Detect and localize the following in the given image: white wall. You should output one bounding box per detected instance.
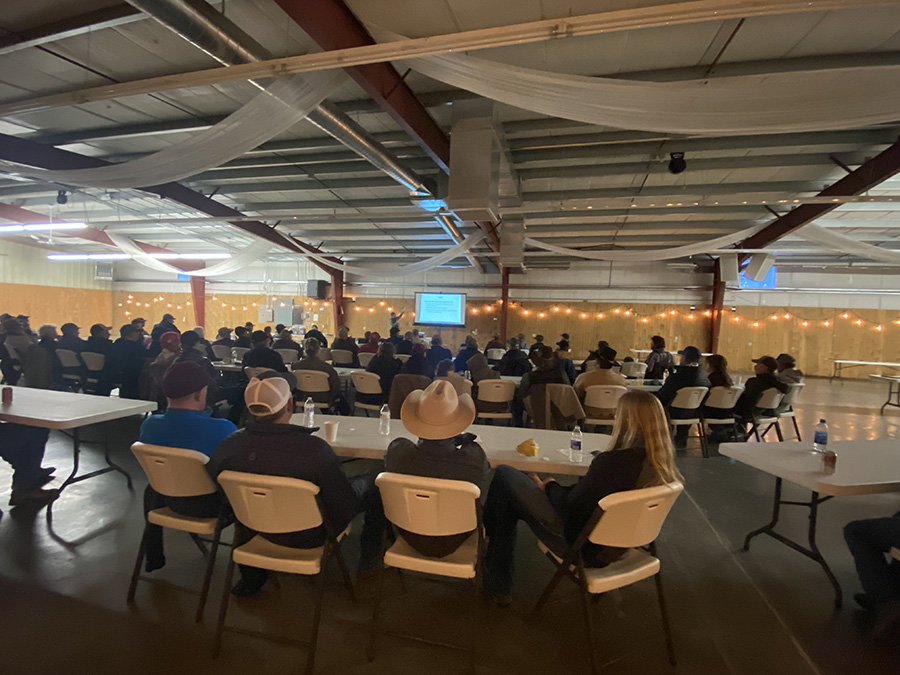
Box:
[0,239,110,290]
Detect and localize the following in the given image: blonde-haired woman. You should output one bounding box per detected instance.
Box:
[483,390,682,605]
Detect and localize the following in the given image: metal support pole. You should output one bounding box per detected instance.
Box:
[500,267,510,341]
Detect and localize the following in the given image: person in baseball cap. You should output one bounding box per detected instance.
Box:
[733,355,789,425]
[205,372,385,597]
[656,345,711,445]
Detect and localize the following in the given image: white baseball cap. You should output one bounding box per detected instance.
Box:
[245,375,293,415]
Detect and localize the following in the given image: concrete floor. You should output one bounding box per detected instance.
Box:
[2,375,900,674]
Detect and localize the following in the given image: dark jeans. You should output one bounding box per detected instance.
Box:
[142,486,222,566]
[0,423,50,491]
[483,465,566,595]
[669,406,696,442]
[844,511,900,602]
[236,474,386,589]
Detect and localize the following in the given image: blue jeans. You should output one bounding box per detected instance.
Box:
[844,511,900,602]
[0,423,50,491]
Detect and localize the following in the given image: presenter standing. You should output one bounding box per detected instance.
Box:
[390,311,405,330]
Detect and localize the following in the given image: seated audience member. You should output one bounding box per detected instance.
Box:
[143,331,182,406]
[732,355,789,423]
[263,326,273,339]
[483,391,682,604]
[275,323,285,334]
[485,333,505,353]
[359,330,372,346]
[454,335,481,373]
[138,362,237,571]
[401,342,434,378]
[572,346,626,400]
[208,373,384,594]
[426,335,453,370]
[244,321,254,333]
[366,342,403,398]
[272,329,302,356]
[131,317,148,337]
[176,331,220,382]
[517,346,567,427]
[495,337,531,377]
[844,509,900,611]
[149,313,180,357]
[36,325,62,385]
[331,326,360,367]
[556,333,570,352]
[516,333,529,352]
[57,322,84,353]
[776,353,804,384]
[84,324,113,356]
[582,340,616,373]
[655,346,711,445]
[467,353,499,386]
[0,422,58,506]
[644,335,674,379]
[385,380,489,557]
[305,324,328,348]
[359,331,381,354]
[558,354,578,383]
[706,354,733,388]
[385,326,403,346]
[242,330,286,372]
[233,326,252,349]
[103,324,148,398]
[293,338,342,408]
[212,327,233,347]
[435,358,468,396]
[396,331,414,356]
[528,334,546,357]
[191,326,216,359]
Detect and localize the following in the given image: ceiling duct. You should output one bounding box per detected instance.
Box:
[447,100,500,223]
[125,0,432,196]
[499,217,525,273]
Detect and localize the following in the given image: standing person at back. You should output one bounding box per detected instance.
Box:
[644,335,674,379]
[305,324,328,348]
[655,346,710,446]
[385,380,489,557]
[426,335,452,370]
[149,313,180,357]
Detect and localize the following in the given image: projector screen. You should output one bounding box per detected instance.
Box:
[414,292,467,328]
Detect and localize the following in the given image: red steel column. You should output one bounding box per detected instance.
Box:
[500,267,510,341]
[708,260,725,354]
[190,275,206,329]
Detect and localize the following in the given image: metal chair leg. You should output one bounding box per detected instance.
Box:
[126,523,150,604]
[792,416,802,441]
[654,571,676,665]
[530,560,568,618]
[576,561,600,675]
[196,514,226,623]
[212,555,236,658]
[774,421,784,442]
[331,540,357,603]
[306,545,329,675]
[469,578,478,675]
[367,565,387,662]
[698,422,709,458]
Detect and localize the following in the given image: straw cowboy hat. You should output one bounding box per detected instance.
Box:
[400,379,476,440]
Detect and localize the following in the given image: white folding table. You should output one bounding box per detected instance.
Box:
[832,359,900,380]
[0,388,156,493]
[869,374,900,414]
[290,413,609,476]
[720,439,900,609]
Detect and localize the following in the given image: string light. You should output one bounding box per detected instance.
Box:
[877,324,884,332]
[580,313,587,318]
[379,301,385,306]
[539,312,546,318]
[642,317,648,323]
[553,307,560,312]
[566,308,572,314]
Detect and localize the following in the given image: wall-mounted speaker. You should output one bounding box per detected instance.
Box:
[307,279,329,299]
[718,254,739,284]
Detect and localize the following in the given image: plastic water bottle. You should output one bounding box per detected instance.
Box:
[303,397,315,427]
[379,404,391,435]
[570,424,584,463]
[464,369,471,380]
[813,419,828,453]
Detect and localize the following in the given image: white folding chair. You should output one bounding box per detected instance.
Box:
[436,375,473,398]
[532,482,684,675]
[211,344,232,361]
[775,382,805,441]
[231,347,250,363]
[583,385,627,427]
[293,369,333,410]
[128,443,230,623]
[331,349,354,366]
[358,352,376,367]
[276,349,298,366]
[81,352,105,394]
[486,348,506,362]
[396,353,411,363]
[668,386,709,457]
[873,547,900,637]
[702,385,744,437]
[475,379,516,424]
[351,371,383,416]
[214,471,354,674]
[318,347,332,363]
[55,348,83,390]
[752,388,786,442]
[244,366,276,380]
[621,362,648,379]
[369,472,483,672]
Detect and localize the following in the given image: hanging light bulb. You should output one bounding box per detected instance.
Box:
[624,310,632,316]
[552,307,559,312]
[824,320,831,327]
[877,324,884,332]
[703,310,711,317]
[565,308,572,314]
[771,314,778,321]
[688,314,694,320]
[842,312,850,319]
[669,310,676,316]
[614,309,620,314]
[733,316,740,323]
[379,301,385,306]
[753,321,759,327]
[580,313,587,318]
[523,310,530,316]
[597,313,604,319]
[801,321,809,327]
[641,317,648,323]
[783,313,791,320]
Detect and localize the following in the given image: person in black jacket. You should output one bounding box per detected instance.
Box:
[733,355,789,423]
[454,335,480,373]
[233,326,252,349]
[426,335,453,370]
[101,324,148,398]
[84,324,113,356]
[366,342,403,397]
[655,346,710,445]
[305,324,328,348]
[401,343,434,378]
[395,331,414,356]
[494,337,531,377]
[207,372,384,596]
[483,390,681,604]
[528,334,546,357]
[148,313,179,357]
[241,330,286,373]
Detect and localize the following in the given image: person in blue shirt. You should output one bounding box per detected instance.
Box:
[139,361,237,572]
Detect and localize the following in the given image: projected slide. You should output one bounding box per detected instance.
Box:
[414,292,467,327]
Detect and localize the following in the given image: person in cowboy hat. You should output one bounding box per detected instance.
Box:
[384,380,489,558]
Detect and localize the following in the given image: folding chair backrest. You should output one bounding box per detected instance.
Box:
[274,349,295,365]
[351,370,382,394]
[232,347,250,362]
[217,470,323,534]
[779,382,805,408]
[211,345,231,361]
[293,369,330,393]
[756,387,785,409]
[476,378,516,403]
[244,366,276,380]
[436,376,472,398]
[376,472,480,537]
[131,442,217,497]
[81,352,105,372]
[584,385,627,410]
[318,348,332,363]
[331,349,354,365]
[359,352,375,367]
[669,386,708,411]
[486,348,506,361]
[56,348,81,368]
[396,353,411,363]
[704,386,743,410]
[588,482,684,548]
[621,362,647,378]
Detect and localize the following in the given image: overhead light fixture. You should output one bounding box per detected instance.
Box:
[0,222,86,233]
[668,152,686,174]
[48,253,131,261]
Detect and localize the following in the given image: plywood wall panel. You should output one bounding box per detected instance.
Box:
[0,282,112,330]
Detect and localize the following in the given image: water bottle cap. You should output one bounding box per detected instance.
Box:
[819,419,826,423]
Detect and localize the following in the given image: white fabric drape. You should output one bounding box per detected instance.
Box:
[300,230,487,276]
[524,224,765,261]
[0,72,343,188]
[106,232,271,277]
[795,225,900,264]
[374,25,900,135]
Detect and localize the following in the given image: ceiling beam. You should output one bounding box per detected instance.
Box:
[272,0,450,174]
[0,4,142,56]
[0,132,342,275]
[736,138,900,255]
